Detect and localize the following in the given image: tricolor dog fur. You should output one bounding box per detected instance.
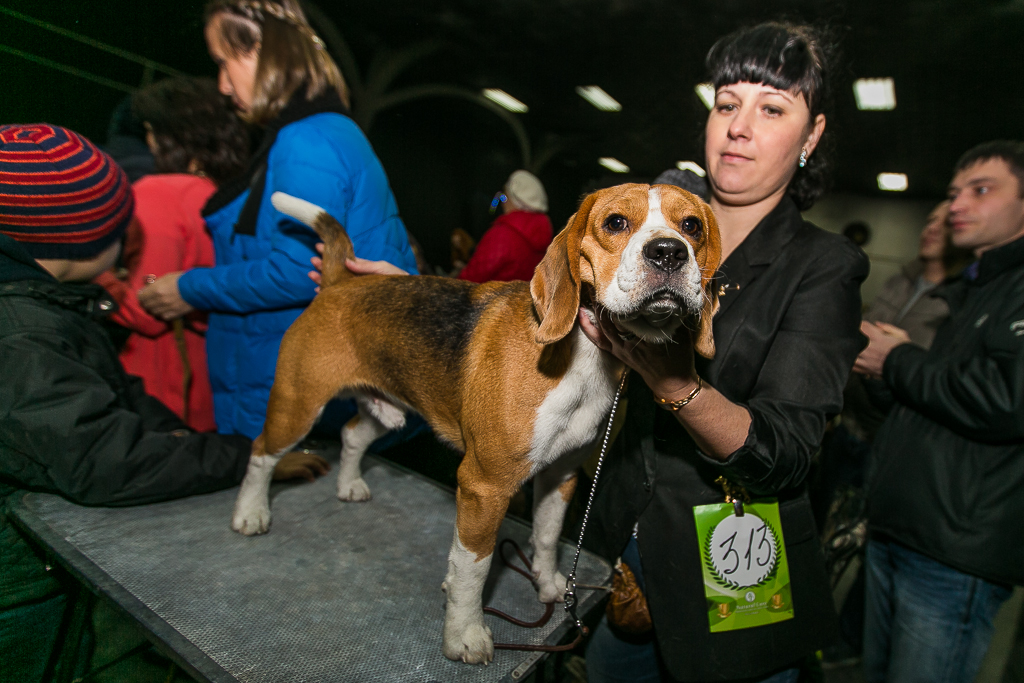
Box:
[231,183,722,663]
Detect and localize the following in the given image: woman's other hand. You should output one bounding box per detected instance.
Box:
[138,272,194,320]
[853,321,912,378]
[272,451,330,482]
[308,243,408,292]
[345,256,408,276]
[578,306,698,399]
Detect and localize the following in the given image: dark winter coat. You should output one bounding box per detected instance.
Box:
[0,235,250,609]
[588,198,869,681]
[868,234,1024,587]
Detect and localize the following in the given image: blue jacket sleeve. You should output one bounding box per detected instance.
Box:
[178,117,415,312]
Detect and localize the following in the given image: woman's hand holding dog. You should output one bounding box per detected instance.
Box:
[578,306,698,399]
[578,306,751,461]
[308,243,408,292]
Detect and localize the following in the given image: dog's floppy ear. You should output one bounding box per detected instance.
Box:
[692,199,722,359]
[693,281,720,358]
[531,193,598,344]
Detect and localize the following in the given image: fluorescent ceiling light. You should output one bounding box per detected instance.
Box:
[854,78,896,110]
[575,85,622,111]
[695,82,715,110]
[676,161,706,177]
[877,173,908,191]
[482,88,528,113]
[599,157,630,173]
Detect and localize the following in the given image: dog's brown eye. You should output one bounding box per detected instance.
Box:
[603,214,629,232]
[681,217,703,236]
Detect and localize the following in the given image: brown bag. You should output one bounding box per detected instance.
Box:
[606,559,652,634]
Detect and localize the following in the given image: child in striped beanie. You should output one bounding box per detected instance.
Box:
[0,123,326,682]
[0,123,134,280]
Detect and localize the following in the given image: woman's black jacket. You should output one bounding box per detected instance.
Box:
[588,197,869,681]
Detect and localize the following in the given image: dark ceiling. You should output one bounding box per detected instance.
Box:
[2,0,1023,267]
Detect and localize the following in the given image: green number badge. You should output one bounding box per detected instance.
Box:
[693,499,794,632]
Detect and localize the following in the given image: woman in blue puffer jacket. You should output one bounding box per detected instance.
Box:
[140,0,417,439]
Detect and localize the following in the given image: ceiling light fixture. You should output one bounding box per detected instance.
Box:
[695,82,715,110]
[877,173,908,191]
[599,157,630,173]
[854,78,896,110]
[676,161,706,177]
[482,88,528,113]
[575,85,622,111]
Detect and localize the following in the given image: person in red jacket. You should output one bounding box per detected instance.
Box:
[95,77,249,431]
[458,170,553,283]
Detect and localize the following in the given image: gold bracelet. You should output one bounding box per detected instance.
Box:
[653,376,703,411]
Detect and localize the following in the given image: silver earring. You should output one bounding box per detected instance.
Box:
[799,149,808,168]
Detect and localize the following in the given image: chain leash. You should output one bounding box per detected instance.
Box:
[562,367,629,631]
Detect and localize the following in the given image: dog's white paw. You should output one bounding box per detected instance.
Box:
[535,570,568,603]
[337,477,372,502]
[231,502,271,535]
[442,622,494,665]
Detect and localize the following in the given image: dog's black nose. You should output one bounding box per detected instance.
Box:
[643,238,688,272]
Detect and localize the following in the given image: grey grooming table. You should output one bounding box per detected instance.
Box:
[11,454,611,683]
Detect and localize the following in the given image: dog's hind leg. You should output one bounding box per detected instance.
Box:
[232,433,290,536]
[530,466,578,603]
[231,340,343,535]
[337,394,405,501]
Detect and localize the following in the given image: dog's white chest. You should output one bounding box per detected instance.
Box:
[527,329,620,472]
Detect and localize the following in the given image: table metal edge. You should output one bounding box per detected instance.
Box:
[10,492,237,683]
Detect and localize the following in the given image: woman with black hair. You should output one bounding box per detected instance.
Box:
[96,76,249,431]
[582,22,868,682]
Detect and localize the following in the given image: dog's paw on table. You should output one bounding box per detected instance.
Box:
[534,570,568,603]
[443,622,494,665]
[337,476,372,502]
[231,499,272,535]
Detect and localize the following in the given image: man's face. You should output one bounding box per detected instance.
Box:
[918,203,949,261]
[947,158,1024,255]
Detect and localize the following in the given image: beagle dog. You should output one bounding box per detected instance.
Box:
[231,183,721,664]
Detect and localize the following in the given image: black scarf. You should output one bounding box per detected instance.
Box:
[202,88,350,236]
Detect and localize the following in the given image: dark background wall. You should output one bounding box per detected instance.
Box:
[3,0,1023,272]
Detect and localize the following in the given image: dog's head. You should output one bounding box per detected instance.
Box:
[530,183,721,357]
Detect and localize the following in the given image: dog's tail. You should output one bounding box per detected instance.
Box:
[271,192,355,288]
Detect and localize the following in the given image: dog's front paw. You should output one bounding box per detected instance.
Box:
[442,622,494,664]
[535,570,568,603]
[231,501,271,535]
[337,477,372,502]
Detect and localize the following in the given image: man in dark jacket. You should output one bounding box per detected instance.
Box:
[0,124,325,682]
[853,140,1024,683]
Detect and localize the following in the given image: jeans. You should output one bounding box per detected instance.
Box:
[585,537,801,683]
[863,537,1012,683]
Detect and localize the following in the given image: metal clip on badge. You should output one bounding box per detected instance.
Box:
[715,476,751,517]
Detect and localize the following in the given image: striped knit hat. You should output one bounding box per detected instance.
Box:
[0,123,134,259]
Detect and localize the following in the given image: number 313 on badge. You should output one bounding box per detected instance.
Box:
[693,499,794,632]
